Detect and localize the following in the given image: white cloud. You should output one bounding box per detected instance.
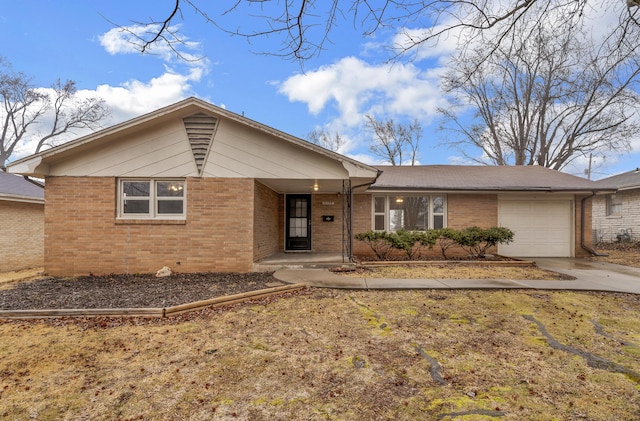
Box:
[279,56,445,127]
[7,25,212,163]
[99,24,204,63]
[97,70,197,122]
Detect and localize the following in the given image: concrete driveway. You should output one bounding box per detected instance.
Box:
[275,258,640,294]
[531,258,640,294]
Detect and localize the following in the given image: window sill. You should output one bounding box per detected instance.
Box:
[115,218,186,225]
[605,215,623,219]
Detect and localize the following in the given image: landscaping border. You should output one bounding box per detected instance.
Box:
[0,284,306,320]
[357,257,535,267]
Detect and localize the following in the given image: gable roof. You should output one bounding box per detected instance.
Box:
[0,171,44,203]
[593,168,640,191]
[370,165,605,192]
[6,97,378,185]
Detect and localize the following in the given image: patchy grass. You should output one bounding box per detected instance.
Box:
[0,268,43,291]
[341,264,573,280]
[1,289,639,420]
[592,243,640,268]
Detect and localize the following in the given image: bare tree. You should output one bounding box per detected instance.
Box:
[0,60,109,167]
[439,12,640,170]
[366,115,422,166]
[115,1,640,65]
[307,128,345,152]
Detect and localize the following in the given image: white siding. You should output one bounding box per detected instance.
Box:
[47,121,197,177]
[203,119,348,180]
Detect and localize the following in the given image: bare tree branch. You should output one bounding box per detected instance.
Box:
[0,59,110,166]
[440,9,640,170]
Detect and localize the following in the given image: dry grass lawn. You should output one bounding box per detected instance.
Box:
[341,264,570,280]
[1,289,639,420]
[592,246,640,268]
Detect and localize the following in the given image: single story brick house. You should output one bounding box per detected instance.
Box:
[0,170,44,272]
[592,168,640,243]
[7,98,607,276]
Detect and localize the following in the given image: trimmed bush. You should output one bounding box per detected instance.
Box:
[355,226,514,260]
[454,226,514,258]
[354,231,394,260]
[391,229,439,260]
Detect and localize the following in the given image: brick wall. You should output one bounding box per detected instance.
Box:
[0,201,44,272]
[592,190,639,243]
[311,193,344,253]
[447,194,498,228]
[253,181,279,261]
[44,176,256,276]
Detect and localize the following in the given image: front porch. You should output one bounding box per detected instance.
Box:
[253,252,354,271]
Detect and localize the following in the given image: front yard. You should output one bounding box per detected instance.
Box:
[1,288,639,420]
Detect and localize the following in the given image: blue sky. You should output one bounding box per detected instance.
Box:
[1,0,638,179]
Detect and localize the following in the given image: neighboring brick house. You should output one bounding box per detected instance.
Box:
[592,169,640,243]
[0,170,44,272]
[7,98,604,276]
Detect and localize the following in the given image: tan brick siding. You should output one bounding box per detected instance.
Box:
[592,190,639,243]
[253,181,279,261]
[44,176,255,276]
[0,201,44,272]
[446,194,498,228]
[311,193,345,253]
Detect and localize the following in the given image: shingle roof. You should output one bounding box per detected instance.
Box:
[370,165,602,192]
[0,171,44,202]
[593,168,640,190]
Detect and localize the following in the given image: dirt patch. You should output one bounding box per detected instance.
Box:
[0,272,284,310]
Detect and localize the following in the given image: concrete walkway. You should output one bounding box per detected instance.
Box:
[274,258,640,295]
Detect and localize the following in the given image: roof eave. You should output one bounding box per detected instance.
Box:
[0,193,44,204]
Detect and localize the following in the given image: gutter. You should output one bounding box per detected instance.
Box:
[581,191,607,257]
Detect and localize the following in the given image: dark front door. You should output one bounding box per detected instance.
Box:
[286,194,311,251]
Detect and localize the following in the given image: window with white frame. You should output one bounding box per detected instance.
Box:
[372,195,446,231]
[606,194,622,216]
[119,179,185,219]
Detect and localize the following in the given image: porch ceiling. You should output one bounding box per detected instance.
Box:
[258,177,372,193]
[257,178,346,194]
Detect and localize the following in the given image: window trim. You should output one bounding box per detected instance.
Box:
[118,178,186,220]
[606,194,622,216]
[371,194,447,231]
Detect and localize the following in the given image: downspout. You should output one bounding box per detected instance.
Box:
[581,191,608,257]
[348,170,383,262]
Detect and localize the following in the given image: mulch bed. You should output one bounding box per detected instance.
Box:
[0,272,283,310]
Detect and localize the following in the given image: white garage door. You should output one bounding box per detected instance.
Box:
[498,199,572,257]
